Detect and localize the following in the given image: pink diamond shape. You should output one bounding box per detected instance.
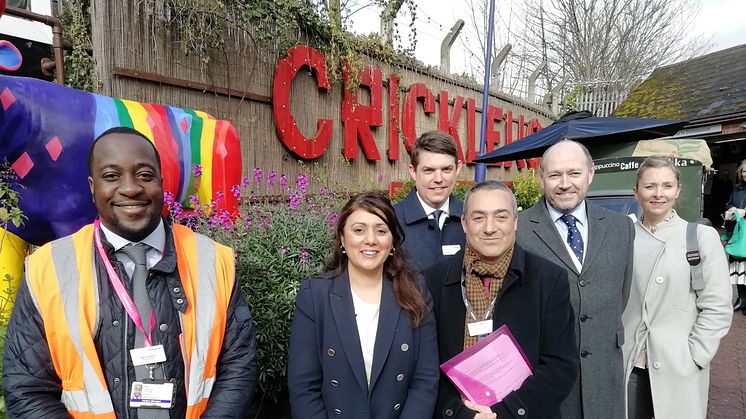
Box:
[0,88,15,111]
[46,136,63,161]
[11,152,34,179]
[180,117,189,134]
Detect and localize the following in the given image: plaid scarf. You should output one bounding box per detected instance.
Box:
[463,245,513,349]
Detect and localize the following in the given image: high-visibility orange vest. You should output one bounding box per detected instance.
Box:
[25,223,235,418]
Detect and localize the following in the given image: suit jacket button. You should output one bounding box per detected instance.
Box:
[581,350,590,358]
[327,348,336,357]
[330,379,339,386]
[580,314,589,322]
[396,373,405,381]
[401,343,409,352]
[653,362,661,369]
[579,279,587,287]
[445,408,454,416]
[517,407,526,416]
[333,408,342,415]
[393,403,401,410]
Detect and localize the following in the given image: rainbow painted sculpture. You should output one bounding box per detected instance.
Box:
[0,75,242,311]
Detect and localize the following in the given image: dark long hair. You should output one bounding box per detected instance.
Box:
[327,191,427,327]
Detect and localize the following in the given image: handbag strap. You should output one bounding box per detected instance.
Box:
[686,222,704,293]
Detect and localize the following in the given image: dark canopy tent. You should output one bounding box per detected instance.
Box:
[475,111,688,163]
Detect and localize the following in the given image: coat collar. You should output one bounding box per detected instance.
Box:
[399,189,463,225]
[443,245,526,287]
[525,198,609,275]
[329,270,402,395]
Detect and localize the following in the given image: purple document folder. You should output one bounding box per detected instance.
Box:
[440,325,533,406]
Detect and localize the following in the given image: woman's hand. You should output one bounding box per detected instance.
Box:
[464,400,497,419]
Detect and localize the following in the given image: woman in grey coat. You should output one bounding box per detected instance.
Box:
[622,156,733,419]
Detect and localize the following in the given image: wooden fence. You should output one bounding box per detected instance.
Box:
[90,1,554,193]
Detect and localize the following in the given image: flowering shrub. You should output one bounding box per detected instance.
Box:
[166,168,347,401]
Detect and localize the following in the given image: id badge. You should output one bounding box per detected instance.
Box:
[130,380,175,409]
[130,345,167,367]
[467,319,493,337]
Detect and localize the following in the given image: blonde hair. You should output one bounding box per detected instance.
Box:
[635,156,681,189]
[736,160,746,188]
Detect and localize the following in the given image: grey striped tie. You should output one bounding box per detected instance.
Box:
[120,243,168,418]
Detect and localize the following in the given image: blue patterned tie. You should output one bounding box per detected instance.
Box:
[560,214,584,263]
[432,209,443,230]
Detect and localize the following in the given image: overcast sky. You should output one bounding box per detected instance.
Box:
[348,0,746,75]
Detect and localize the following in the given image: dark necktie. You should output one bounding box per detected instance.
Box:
[120,244,167,419]
[432,209,443,230]
[560,214,584,263]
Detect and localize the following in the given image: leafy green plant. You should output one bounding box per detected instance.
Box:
[0,161,25,419]
[512,169,542,211]
[166,167,346,401]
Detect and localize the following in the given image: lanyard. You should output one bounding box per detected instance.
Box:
[93,219,156,347]
[460,269,498,322]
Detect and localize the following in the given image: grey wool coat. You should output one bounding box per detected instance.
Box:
[517,199,634,419]
[622,215,732,419]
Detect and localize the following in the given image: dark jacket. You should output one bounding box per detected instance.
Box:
[287,270,440,419]
[394,189,465,271]
[424,245,578,419]
[517,199,633,419]
[3,223,258,418]
[727,187,746,210]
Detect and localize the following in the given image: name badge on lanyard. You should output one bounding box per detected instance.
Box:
[461,270,497,337]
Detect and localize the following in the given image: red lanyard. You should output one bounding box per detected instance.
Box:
[93,219,156,346]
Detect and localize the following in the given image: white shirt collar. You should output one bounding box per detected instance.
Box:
[415,190,450,217]
[546,200,588,226]
[99,219,166,254]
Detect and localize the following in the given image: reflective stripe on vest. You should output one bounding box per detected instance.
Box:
[172,225,235,416]
[25,223,234,418]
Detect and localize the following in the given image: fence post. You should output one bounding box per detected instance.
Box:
[440,19,465,74]
[490,43,512,86]
[527,61,546,104]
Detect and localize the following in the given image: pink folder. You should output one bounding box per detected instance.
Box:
[440,325,533,406]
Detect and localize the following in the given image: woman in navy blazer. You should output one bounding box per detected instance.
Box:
[288,191,439,419]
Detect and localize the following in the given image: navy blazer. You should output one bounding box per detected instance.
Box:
[394,189,466,271]
[287,270,439,419]
[424,245,579,419]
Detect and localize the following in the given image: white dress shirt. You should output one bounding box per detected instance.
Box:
[416,191,450,229]
[546,201,589,272]
[99,220,166,278]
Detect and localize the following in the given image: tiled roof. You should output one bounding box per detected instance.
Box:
[613,44,746,120]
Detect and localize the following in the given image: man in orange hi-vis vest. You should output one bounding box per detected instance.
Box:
[3,127,258,418]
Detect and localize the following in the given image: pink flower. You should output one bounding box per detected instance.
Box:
[289,194,301,211]
[377,173,384,182]
[253,167,263,183]
[241,176,251,187]
[192,164,202,178]
[296,174,309,194]
[189,194,200,207]
[231,185,241,198]
[327,211,338,227]
[299,249,310,264]
[280,174,288,189]
[267,171,276,187]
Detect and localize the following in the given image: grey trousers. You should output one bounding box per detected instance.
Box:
[627,367,654,419]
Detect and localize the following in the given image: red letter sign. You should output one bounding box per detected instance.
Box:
[437,90,466,163]
[273,45,332,159]
[402,83,435,152]
[342,66,383,160]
